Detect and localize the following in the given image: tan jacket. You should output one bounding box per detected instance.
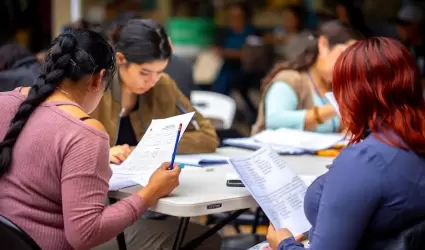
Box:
[91,73,219,154]
[251,70,313,135]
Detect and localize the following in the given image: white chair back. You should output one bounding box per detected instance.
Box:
[191,90,236,130]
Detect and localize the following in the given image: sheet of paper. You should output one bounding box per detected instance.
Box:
[228,148,311,235]
[253,128,345,151]
[113,112,195,186]
[325,92,340,116]
[109,164,138,191]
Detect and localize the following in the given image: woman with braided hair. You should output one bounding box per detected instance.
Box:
[0,29,184,249]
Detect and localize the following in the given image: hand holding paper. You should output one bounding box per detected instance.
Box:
[140,162,181,205]
[228,148,311,236]
[113,112,194,186]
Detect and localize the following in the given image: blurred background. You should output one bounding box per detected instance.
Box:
[1,0,424,248]
[1,0,424,137]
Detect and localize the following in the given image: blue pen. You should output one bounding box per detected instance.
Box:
[169,123,182,170]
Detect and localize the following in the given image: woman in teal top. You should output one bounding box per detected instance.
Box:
[252,21,362,134]
[265,81,340,133]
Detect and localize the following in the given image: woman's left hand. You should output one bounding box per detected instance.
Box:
[266,224,294,250]
[109,144,132,164]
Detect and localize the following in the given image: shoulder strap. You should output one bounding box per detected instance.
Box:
[271,70,313,109]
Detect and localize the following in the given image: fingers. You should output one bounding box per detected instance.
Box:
[122,144,131,153]
[268,223,276,231]
[171,164,181,175]
[160,162,172,170]
[295,234,304,242]
[110,156,121,164]
[115,153,127,163]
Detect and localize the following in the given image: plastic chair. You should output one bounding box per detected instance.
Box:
[362,219,425,250]
[0,215,42,250]
[191,90,236,130]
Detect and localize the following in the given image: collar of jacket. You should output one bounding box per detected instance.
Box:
[110,70,146,116]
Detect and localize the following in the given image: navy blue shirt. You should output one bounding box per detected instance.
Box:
[279,133,425,250]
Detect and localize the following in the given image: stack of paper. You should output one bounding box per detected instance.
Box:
[110,112,195,187]
[224,128,344,154]
[228,147,312,235]
[253,128,345,152]
[108,164,138,191]
[174,154,228,167]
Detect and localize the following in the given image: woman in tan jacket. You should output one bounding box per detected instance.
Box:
[91,19,219,164]
[94,19,221,250]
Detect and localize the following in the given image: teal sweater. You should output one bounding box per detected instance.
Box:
[265,81,340,133]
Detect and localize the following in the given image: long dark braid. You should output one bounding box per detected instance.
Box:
[0,30,116,177]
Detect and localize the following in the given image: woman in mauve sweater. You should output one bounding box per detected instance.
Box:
[0,29,181,250]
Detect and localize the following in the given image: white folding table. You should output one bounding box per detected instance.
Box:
[108,146,333,250]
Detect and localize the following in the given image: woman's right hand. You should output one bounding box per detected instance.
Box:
[320,104,338,118]
[137,162,181,206]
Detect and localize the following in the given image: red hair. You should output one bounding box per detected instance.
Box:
[333,37,425,156]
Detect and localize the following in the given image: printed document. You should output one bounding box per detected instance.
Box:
[325,92,340,115]
[228,148,311,235]
[113,112,195,186]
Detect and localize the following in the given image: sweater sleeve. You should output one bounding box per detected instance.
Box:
[61,133,147,250]
[265,81,307,130]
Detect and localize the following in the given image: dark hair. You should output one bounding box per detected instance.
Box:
[0,29,116,177]
[0,42,32,71]
[108,12,141,45]
[333,37,425,156]
[115,19,172,64]
[335,1,372,37]
[282,4,306,31]
[261,20,362,92]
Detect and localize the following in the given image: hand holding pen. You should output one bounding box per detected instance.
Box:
[140,162,181,206]
[169,123,182,170]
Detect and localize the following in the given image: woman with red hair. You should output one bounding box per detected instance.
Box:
[265,37,425,249]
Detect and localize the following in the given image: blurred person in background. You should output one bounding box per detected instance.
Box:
[212,3,258,95]
[272,5,309,61]
[0,42,40,92]
[395,4,425,83]
[35,19,93,63]
[266,37,425,250]
[252,21,362,135]
[335,1,372,37]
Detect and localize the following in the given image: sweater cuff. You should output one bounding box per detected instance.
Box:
[278,236,305,250]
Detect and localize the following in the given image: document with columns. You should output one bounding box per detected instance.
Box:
[228,147,311,236]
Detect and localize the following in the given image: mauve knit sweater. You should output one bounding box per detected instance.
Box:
[0,89,147,250]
